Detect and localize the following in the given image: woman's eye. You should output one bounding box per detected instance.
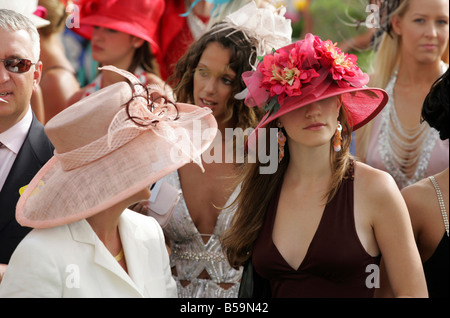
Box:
[222,77,234,85]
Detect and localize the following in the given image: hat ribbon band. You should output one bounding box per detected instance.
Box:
[55,65,214,172]
[54,105,211,172]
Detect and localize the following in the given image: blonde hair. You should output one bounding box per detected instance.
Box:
[356,0,450,161]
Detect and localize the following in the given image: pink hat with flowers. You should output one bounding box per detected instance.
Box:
[71,0,164,56]
[242,33,388,148]
[16,66,217,229]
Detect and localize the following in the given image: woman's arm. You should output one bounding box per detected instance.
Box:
[356,163,428,297]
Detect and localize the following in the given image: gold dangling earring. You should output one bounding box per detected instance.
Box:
[333,121,342,152]
[277,122,286,163]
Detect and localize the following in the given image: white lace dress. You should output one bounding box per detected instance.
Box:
[162,171,242,298]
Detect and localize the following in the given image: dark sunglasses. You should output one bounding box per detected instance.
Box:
[0,58,36,73]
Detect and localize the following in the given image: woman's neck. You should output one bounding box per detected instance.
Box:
[396,58,442,86]
[285,142,332,184]
[86,204,124,244]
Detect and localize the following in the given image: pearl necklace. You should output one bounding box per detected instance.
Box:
[378,66,446,189]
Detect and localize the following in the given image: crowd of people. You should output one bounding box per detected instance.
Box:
[0,0,448,298]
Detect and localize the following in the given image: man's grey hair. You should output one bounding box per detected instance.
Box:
[0,9,40,61]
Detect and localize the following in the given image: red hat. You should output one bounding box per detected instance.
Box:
[243,33,388,150]
[72,0,164,56]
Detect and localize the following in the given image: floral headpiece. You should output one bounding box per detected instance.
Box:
[242,33,369,117]
[210,1,292,70]
[242,33,388,153]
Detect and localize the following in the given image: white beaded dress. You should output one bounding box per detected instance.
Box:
[162,171,242,298]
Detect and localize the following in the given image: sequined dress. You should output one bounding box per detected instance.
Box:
[162,171,242,298]
[366,62,449,189]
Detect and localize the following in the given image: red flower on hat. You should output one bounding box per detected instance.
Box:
[315,39,368,88]
[259,44,320,105]
[242,33,369,115]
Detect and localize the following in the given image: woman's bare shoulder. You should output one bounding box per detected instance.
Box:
[354,161,399,194]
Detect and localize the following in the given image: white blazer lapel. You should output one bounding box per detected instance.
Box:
[69,218,143,295]
[118,212,149,294]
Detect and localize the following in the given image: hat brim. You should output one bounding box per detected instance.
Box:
[247,84,388,151]
[16,105,216,229]
[30,14,50,28]
[72,15,160,56]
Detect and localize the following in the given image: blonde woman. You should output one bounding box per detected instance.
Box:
[355,0,449,189]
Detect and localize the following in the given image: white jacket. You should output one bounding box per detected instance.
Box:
[0,209,177,297]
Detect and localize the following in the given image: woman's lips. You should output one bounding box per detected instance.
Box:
[91,44,103,52]
[200,98,216,108]
[304,123,325,130]
[421,44,438,51]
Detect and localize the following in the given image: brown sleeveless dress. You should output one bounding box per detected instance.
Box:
[252,161,381,297]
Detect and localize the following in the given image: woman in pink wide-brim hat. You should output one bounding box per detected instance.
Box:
[222,33,428,298]
[0,66,217,298]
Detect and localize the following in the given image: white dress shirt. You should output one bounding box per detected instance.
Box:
[0,106,32,191]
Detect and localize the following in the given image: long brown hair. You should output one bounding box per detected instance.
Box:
[222,99,354,268]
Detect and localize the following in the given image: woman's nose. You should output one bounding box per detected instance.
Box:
[305,102,321,118]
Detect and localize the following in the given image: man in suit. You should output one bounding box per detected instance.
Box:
[0,9,54,279]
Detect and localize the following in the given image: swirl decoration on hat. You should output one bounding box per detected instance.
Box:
[56,66,211,172]
[105,66,209,170]
[241,33,369,117]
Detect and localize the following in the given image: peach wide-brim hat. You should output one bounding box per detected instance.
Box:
[16,66,217,229]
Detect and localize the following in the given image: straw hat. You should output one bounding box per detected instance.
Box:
[72,0,164,56]
[0,0,50,28]
[16,66,217,229]
[242,33,388,149]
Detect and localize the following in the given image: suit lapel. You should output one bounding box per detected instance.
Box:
[0,114,53,232]
[68,218,143,295]
[118,213,149,294]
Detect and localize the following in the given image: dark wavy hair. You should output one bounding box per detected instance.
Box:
[422,68,449,140]
[129,42,160,77]
[167,22,264,131]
